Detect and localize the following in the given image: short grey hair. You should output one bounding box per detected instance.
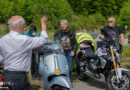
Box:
[60,19,68,25]
[8,16,25,29]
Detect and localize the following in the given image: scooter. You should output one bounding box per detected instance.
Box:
[39,41,72,90]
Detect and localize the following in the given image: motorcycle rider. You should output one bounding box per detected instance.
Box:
[53,20,77,79]
[101,17,124,53]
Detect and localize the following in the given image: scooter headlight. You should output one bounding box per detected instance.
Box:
[65,63,69,71]
[44,64,48,71]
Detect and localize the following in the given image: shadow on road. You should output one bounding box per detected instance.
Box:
[84,79,107,90]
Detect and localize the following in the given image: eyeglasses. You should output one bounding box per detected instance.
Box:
[108,21,113,23]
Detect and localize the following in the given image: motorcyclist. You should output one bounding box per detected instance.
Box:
[101,17,124,53]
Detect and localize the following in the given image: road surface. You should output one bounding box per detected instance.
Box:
[71,78,107,90]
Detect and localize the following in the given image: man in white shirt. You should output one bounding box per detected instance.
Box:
[0,15,48,90]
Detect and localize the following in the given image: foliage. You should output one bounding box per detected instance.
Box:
[119,0,130,32]
[0,0,129,34]
[0,0,73,32]
[122,45,130,59]
[68,0,127,17]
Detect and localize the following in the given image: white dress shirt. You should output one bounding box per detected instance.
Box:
[0,30,48,72]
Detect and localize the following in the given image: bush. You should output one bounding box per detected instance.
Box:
[0,0,74,32]
[119,0,130,32]
[79,13,107,32]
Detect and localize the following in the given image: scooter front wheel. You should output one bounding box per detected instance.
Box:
[51,85,70,90]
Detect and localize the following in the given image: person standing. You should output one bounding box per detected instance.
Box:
[0,15,48,90]
[101,17,124,53]
[27,25,41,80]
[53,20,77,79]
[27,26,40,37]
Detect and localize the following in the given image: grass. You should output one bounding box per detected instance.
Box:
[124,34,128,38]
[0,28,9,35]
[121,45,130,69]
[122,45,130,61]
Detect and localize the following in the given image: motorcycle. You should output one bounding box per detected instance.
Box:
[76,33,130,90]
[0,63,10,90]
[39,41,72,90]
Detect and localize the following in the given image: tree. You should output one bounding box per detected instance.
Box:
[68,0,127,17]
[119,0,130,32]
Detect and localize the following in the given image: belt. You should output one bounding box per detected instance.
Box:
[4,70,28,75]
[63,46,72,50]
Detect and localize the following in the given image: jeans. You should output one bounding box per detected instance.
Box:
[4,71,31,90]
[64,51,73,79]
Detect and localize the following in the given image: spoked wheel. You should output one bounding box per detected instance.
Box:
[106,71,130,90]
[51,85,70,90]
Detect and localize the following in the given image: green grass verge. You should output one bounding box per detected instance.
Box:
[124,34,128,38]
[122,45,130,61]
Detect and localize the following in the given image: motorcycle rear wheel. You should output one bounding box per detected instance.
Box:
[106,71,130,90]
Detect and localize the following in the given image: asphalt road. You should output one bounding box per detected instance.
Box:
[71,78,107,90]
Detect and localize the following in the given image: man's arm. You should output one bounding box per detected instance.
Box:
[120,33,124,46]
[70,32,78,57]
[0,40,3,63]
[25,16,48,50]
[0,54,3,63]
[101,34,105,39]
[72,33,78,53]
[101,28,106,39]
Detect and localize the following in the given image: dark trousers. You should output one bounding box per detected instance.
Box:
[4,71,31,90]
[31,52,40,78]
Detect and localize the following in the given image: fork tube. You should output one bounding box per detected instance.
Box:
[110,46,119,70]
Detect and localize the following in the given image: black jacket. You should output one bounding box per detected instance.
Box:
[53,30,78,53]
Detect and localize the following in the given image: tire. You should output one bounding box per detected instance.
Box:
[106,71,130,90]
[51,85,70,90]
[76,67,90,81]
[128,37,130,44]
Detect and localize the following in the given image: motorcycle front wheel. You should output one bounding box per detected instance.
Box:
[106,71,130,90]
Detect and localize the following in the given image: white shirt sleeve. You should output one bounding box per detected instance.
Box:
[0,39,3,63]
[0,53,3,63]
[25,31,48,50]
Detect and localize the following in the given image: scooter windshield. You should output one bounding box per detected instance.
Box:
[42,40,64,54]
